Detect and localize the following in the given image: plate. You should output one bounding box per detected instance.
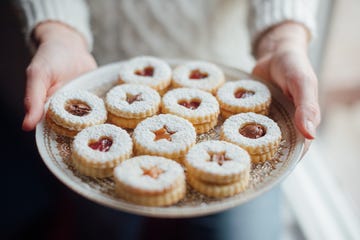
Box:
[36,59,305,218]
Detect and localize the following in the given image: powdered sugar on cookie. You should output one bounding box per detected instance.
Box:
[72,124,132,165]
[114,156,185,192]
[172,61,225,93]
[133,114,196,155]
[162,88,219,123]
[118,56,171,90]
[221,112,281,149]
[217,80,271,109]
[48,90,107,131]
[106,84,160,118]
[185,140,250,176]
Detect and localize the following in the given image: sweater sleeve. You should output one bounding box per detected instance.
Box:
[248,0,319,49]
[17,0,93,51]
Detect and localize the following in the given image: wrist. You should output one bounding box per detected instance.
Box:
[255,22,310,59]
[33,21,88,51]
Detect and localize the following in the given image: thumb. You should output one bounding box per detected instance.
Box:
[294,101,321,140]
[252,54,271,81]
[286,63,321,139]
[22,64,49,131]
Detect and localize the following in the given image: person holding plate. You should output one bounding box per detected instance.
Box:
[16,0,321,239]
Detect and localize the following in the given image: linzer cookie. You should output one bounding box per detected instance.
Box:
[114,155,186,206]
[172,61,225,94]
[118,56,172,95]
[133,114,196,163]
[220,112,281,163]
[71,124,133,178]
[161,88,219,134]
[46,90,107,137]
[105,84,161,129]
[184,140,251,198]
[216,79,271,119]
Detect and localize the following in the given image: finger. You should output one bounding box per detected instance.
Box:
[22,64,49,131]
[253,55,291,100]
[252,54,271,81]
[47,81,65,99]
[286,64,321,139]
[270,50,321,139]
[294,101,321,139]
[46,55,97,98]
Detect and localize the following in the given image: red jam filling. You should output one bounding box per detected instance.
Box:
[153,126,176,141]
[65,100,91,116]
[209,152,230,166]
[239,123,266,139]
[135,66,154,77]
[178,99,201,110]
[142,166,164,179]
[234,89,255,99]
[189,69,208,80]
[126,93,143,104]
[88,137,113,152]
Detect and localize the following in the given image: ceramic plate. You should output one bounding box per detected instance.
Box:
[36,59,305,218]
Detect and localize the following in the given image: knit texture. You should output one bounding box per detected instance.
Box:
[248,0,318,47]
[18,0,93,51]
[17,0,318,70]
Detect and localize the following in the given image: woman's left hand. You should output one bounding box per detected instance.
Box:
[252,22,321,140]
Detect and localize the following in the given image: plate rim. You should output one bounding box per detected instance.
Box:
[35,59,305,218]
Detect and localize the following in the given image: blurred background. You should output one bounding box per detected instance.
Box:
[1,0,360,239]
[283,0,360,239]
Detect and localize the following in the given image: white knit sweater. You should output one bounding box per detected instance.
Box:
[18,0,318,71]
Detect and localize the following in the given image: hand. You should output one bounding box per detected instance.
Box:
[22,22,97,131]
[252,22,321,140]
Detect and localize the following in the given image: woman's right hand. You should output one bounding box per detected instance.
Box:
[22,22,97,131]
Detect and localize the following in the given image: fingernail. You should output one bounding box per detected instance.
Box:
[305,120,316,138]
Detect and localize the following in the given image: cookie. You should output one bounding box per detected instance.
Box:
[71,124,133,177]
[118,56,172,95]
[133,114,196,162]
[216,80,271,118]
[184,140,251,184]
[114,155,186,206]
[172,61,225,94]
[184,140,250,198]
[46,90,107,137]
[105,84,161,129]
[187,174,248,198]
[162,88,219,133]
[220,112,281,163]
